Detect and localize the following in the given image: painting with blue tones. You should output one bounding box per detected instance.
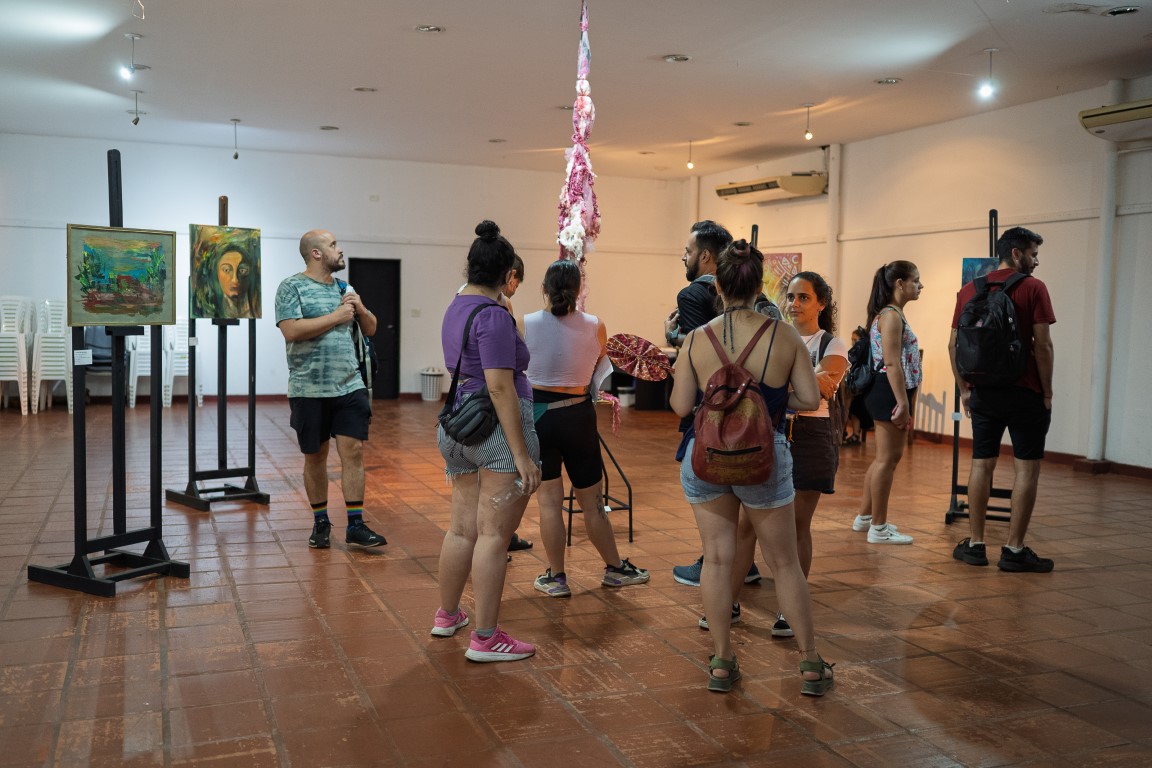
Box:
[67,225,176,326]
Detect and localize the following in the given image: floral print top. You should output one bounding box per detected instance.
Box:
[870,306,922,391]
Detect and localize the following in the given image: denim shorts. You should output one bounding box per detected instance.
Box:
[438,395,540,477]
[680,432,795,509]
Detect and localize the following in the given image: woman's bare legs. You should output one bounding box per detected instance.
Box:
[692,494,742,679]
[794,490,821,578]
[861,421,907,527]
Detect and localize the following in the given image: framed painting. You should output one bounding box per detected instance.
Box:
[66,224,177,326]
[763,252,802,308]
[189,224,262,319]
[961,257,1000,287]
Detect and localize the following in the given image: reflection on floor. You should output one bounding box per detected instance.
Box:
[2,400,1151,767]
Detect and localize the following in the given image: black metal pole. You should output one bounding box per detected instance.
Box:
[217,197,229,469]
[108,151,128,535]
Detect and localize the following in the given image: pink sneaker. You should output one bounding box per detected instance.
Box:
[464,627,535,662]
[430,607,469,637]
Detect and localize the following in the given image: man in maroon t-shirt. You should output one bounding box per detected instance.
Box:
[948,227,1056,573]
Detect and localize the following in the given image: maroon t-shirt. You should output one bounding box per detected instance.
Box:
[951,268,1056,393]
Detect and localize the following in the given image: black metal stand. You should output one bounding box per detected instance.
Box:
[946,208,1012,526]
[166,196,269,511]
[28,149,189,596]
[565,433,633,545]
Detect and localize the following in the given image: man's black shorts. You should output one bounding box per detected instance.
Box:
[289,389,371,454]
[970,386,1050,461]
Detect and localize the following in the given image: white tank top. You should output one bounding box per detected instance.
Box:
[524,310,602,388]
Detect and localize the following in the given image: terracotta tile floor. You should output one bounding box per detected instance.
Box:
[2,400,1152,767]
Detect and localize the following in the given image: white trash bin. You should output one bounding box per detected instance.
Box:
[420,368,445,401]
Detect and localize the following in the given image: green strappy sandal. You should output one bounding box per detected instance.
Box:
[708,654,740,692]
[800,657,835,696]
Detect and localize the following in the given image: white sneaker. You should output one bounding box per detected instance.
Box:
[867,523,913,544]
[853,515,899,533]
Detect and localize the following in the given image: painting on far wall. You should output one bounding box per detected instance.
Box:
[189,224,262,319]
[961,257,1000,287]
[66,224,176,326]
[763,252,802,309]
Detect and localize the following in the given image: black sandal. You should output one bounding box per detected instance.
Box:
[508,533,534,552]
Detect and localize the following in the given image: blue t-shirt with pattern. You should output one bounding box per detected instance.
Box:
[274,273,364,398]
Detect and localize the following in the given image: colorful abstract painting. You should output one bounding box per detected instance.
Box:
[66,225,176,326]
[189,224,262,319]
[763,252,802,309]
[961,257,1000,287]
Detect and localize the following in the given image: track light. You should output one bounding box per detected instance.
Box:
[129,90,142,125]
[978,48,998,100]
[803,103,814,141]
[686,139,694,170]
[231,118,240,160]
[120,32,150,80]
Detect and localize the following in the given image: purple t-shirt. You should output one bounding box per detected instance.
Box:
[441,294,532,403]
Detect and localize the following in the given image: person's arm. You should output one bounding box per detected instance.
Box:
[947,328,972,416]
[278,303,356,342]
[814,354,847,401]
[340,292,377,336]
[1033,322,1054,410]
[788,335,821,412]
[669,330,700,417]
[879,310,911,429]
[483,366,541,494]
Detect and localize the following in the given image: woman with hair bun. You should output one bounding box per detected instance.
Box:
[432,220,542,663]
[524,259,649,598]
[852,260,923,544]
[670,239,833,696]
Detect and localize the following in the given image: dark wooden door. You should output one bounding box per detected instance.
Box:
[347,258,399,399]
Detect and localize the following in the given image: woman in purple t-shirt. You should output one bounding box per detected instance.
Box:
[431,220,542,663]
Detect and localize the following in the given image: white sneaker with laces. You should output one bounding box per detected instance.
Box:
[854,515,899,533]
[867,523,913,544]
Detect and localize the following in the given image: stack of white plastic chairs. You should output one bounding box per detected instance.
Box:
[30,299,72,414]
[163,321,201,408]
[0,295,32,415]
[127,327,162,408]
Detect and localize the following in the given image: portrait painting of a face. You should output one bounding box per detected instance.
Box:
[189,224,261,319]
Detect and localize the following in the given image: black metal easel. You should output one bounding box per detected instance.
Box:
[28,149,189,597]
[945,208,1012,525]
[565,433,634,545]
[166,196,269,511]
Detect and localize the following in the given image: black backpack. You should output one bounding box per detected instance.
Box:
[955,272,1028,388]
[843,332,876,396]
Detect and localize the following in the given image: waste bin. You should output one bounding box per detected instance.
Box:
[420,368,444,401]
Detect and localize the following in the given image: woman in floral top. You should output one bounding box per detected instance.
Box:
[851,261,923,545]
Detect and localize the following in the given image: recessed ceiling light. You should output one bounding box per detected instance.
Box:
[874,77,902,85]
[488,138,507,143]
[638,151,655,155]
[732,121,752,127]
[353,87,377,93]
[662,54,691,63]
[557,105,574,110]
[319,125,339,131]
[414,24,444,33]
[1103,5,1140,15]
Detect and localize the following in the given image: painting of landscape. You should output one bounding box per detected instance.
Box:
[67,225,176,326]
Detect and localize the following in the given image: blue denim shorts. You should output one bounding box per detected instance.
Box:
[680,432,795,509]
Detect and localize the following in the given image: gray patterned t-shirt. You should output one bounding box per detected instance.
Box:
[274,273,364,398]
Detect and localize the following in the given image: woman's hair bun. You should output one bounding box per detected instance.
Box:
[731,239,752,258]
[475,220,501,240]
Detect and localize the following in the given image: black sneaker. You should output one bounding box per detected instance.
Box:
[698,603,741,631]
[953,538,988,566]
[997,546,1053,573]
[346,522,387,548]
[771,614,794,638]
[308,520,331,549]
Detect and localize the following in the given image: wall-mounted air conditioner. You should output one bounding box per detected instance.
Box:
[1078,98,1152,142]
[715,173,827,204]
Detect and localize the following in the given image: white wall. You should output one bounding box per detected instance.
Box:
[694,80,1152,468]
[3,77,1150,467]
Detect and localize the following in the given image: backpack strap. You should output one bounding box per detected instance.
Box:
[816,330,832,362]
[702,318,772,368]
[444,302,500,405]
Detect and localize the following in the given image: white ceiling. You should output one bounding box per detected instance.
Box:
[2,0,1151,180]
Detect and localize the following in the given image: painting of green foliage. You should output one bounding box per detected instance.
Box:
[67,225,177,326]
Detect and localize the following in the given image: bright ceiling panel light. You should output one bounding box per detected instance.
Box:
[3,7,115,41]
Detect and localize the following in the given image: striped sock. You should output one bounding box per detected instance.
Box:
[345,501,364,530]
[311,501,329,524]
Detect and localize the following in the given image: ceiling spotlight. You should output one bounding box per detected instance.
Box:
[803,103,814,141]
[488,138,507,143]
[978,48,998,100]
[231,118,240,160]
[733,121,752,127]
[352,86,378,93]
[874,77,903,85]
[129,90,142,125]
[120,32,150,80]
[686,139,694,170]
[662,54,691,63]
[1103,5,1141,15]
[319,125,339,131]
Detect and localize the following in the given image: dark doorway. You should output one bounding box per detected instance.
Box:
[347,258,399,399]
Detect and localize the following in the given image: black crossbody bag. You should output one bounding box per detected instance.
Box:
[438,303,501,445]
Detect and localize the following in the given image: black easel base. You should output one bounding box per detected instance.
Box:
[28,548,190,598]
[166,484,270,511]
[945,497,1011,525]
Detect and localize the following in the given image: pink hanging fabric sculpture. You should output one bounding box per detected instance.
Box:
[556,0,601,310]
